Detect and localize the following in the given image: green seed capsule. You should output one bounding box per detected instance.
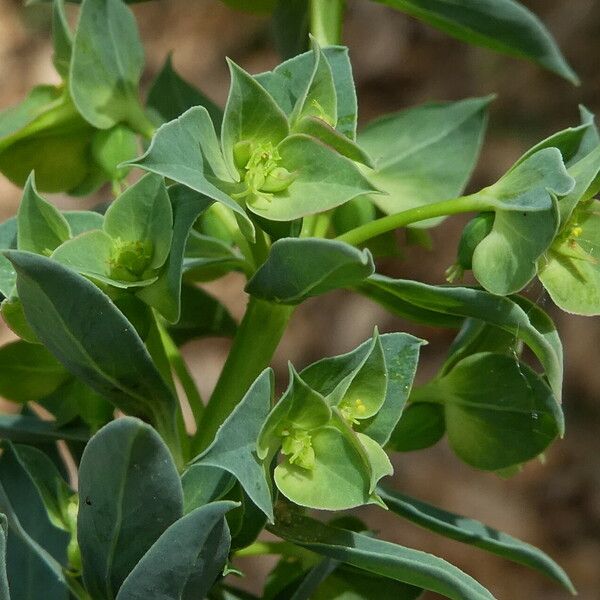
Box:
[233,140,254,170]
[261,167,296,193]
[447,212,495,281]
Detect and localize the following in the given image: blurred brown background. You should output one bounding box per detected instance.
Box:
[1,0,599,598]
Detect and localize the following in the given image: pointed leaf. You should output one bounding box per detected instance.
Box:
[70,0,148,130]
[378,486,575,593]
[360,275,563,403]
[0,442,70,600]
[78,417,183,599]
[246,238,374,304]
[125,107,254,240]
[256,46,357,140]
[147,54,223,128]
[136,185,213,322]
[222,60,289,177]
[194,369,274,521]
[52,0,72,78]
[116,501,236,600]
[290,43,337,127]
[0,340,68,403]
[181,465,236,514]
[271,514,496,600]
[6,252,178,433]
[359,97,491,226]
[374,0,578,83]
[104,173,173,270]
[17,174,71,256]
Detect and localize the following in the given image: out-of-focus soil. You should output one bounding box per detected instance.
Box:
[1,1,599,598]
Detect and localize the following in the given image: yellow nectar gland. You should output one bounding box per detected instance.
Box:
[232,140,295,203]
[340,398,367,425]
[280,428,315,470]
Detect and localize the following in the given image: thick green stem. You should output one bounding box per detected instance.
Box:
[193,297,294,453]
[336,196,487,247]
[310,0,345,45]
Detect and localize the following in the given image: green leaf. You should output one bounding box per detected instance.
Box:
[17,174,71,256]
[539,198,600,315]
[295,333,424,446]
[246,238,374,304]
[91,125,139,182]
[116,501,237,600]
[168,283,237,345]
[70,0,149,131]
[183,230,249,281]
[125,107,255,240]
[0,414,89,443]
[374,0,578,83]
[39,376,113,433]
[290,43,337,128]
[271,514,496,600]
[10,444,73,531]
[258,365,332,462]
[378,485,575,593]
[293,116,373,166]
[0,86,96,193]
[78,417,183,599]
[274,424,378,511]
[469,148,574,294]
[1,296,39,343]
[0,442,70,600]
[359,97,491,226]
[181,464,235,514]
[246,134,377,222]
[51,230,158,289]
[360,275,563,403]
[222,60,289,178]
[63,210,104,235]
[387,402,445,452]
[52,0,72,78]
[104,173,173,271]
[6,252,179,438]
[433,352,562,469]
[136,185,214,322]
[256,46,357,140]
[193,369,274,521]
[147,54,223,128]
[0,514,9,600]
[0,340,68,403]
[313,567,423,600]
[272,0,309,60]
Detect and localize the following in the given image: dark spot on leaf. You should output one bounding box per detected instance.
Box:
[85,496,92,506]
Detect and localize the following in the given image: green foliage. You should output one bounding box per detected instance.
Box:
[0,0,593,597]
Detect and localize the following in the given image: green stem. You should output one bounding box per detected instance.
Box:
[193,297,294,454]
[336,195,487,247]
[310,0,345,45]
[235,540,309,559]
[157,319,205,429]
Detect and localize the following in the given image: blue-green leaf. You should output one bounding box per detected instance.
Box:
[246,238,374,304]
[193,369,274,521]
[378,486,575,593]
[374,0,578,84]
[271,514,496,600]
[359,97,491,226]
[70,0,149,131]
[78,417,183,599]
[6,252,179,440]
[116,502,237,600]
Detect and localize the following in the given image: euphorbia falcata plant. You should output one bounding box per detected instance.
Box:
[0,0,596,598]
